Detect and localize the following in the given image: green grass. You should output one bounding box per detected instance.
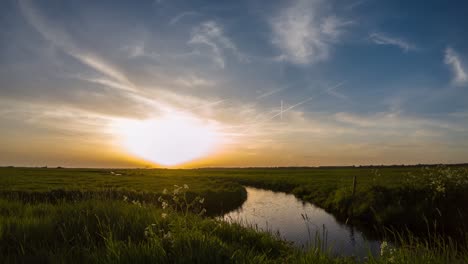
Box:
[0,198,294,263]
[1,166,468,233]
[0,197,466,263]
[1,166,467,263]
[0,167,247,215]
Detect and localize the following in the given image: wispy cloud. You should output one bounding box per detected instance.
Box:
[169,11,200,25]
[444,47,467,86]
[18,0,136,92]
[335,111,466,132]
[369,33,416,52]
[175,75,216,88]
[188,21,247,68]
[123,43,159,59]
[271,0,350,64]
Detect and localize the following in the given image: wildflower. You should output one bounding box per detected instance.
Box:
[162,201,168,209]
[123,195,128,202]
[199,198,204,204]
[162,188,168,194]
[183,184,189,189]
[380,241,389,256]
[161,213,167,219]
[158,196,163,202]
[163,231,172,239]
[132,200,142,207]
[435,185,445,194]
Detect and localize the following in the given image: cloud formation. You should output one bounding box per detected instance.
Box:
[188,21,246,68]
[169,11,200,25]
[445,47,467,86]
[18,0,136,92]
[369,33,416,52]
[2,0,468,167]
[271,0,349,64]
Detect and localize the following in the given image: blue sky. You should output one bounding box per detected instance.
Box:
[1,0,467,167]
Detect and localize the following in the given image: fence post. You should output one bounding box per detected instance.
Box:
[352,175,357,197]
[349,175,357,218]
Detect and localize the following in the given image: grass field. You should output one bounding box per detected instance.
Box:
[1,166,467,263]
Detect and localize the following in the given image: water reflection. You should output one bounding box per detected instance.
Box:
[222,187,381,258]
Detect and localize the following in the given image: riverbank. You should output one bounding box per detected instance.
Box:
[1,195,466,263]
[212,166,468,238]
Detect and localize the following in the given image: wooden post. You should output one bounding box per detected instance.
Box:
[349,175,357,218]
[352,175,357,197]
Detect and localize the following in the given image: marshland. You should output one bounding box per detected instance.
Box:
[1,165,467,263]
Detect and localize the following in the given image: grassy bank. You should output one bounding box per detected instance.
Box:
[1,195,467,263]
[208,166,468,237]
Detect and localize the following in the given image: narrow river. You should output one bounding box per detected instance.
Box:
[222,187,382,258]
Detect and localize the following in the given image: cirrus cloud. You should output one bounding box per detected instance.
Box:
[444,47,467,86]
[271,0,351,64]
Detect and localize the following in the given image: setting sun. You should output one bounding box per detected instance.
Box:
[113,113,221,166]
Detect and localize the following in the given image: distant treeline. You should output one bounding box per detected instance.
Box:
[195,163,468,170]
[2,163,468,170]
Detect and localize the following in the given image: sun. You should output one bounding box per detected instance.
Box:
[113,113,221,166]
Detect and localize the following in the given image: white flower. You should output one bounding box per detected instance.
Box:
[380,241,389,256]
[436,185,445,193]
[199,198,204,204]
[162,188,168,194]
[161,213,167,219]
[183,184,189,189]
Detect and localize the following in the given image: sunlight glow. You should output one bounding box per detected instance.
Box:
[113,113,221,166]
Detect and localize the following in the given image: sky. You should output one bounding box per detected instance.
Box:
[1,0,468,168]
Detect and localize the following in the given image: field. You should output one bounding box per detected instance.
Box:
[1,166,468,263]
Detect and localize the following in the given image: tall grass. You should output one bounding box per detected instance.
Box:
[1,184,467,263]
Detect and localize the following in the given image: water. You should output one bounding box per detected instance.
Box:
[222,187,382,258]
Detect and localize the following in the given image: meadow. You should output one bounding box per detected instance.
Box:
[1,166,467,263]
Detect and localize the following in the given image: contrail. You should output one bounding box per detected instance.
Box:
[239,96,314,134]
[237,80,346,135]
[256,88,285,99]
[284,96,314,111]
[325,81,346,93]
[264,96,313,122]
